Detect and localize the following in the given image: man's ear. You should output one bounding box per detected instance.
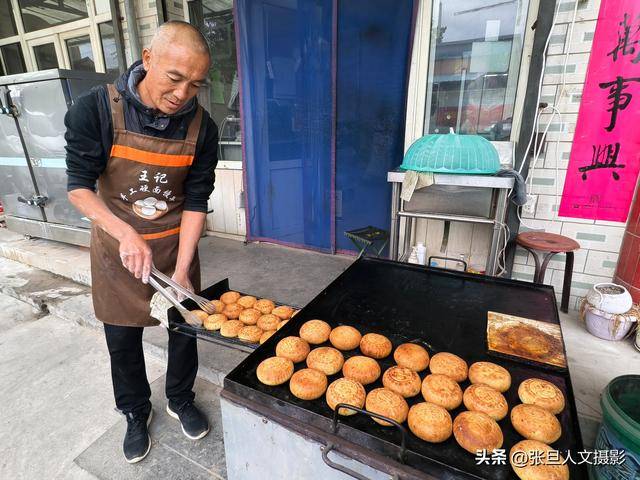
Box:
[141,48,152,71]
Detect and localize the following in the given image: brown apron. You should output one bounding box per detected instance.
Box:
[90,84,203,327]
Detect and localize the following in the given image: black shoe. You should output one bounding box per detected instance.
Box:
[166,400,209,440]
[123,408,152,463]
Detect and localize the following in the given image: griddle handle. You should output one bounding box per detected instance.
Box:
[321,443,373,480]
[427,255,467,272]
[330,403,407,463]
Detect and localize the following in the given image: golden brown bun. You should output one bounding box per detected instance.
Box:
[272,305,294,320]
[342,355,381,385]
[329,326,362,351]
[421,374,463,410]
[518,378,565,414]
[306,347,344,375]
[394,343,430,372]
[463,384,509,421]
[326,378,366,415]
[299,320,332,345]
[510,440,569,480]
[223,303,243,319]
[382,366,421,398]
[360,333,393,359]
[259,330,276,345]
[469,362,512,392]
[510,404,562,444]
[275,336,310,363]
[204,313,228,331]
[256,356,294,386]
[220,319,243,337]
[257,314,280,331]
[453,411,503,454]
[239,308,261,325]
[289,368,328,400]
[277,319,289,330]
[366,388,409,426]
[220,291,241,304]
[190,310,209,323]
[408,402,453,443]
[237,295,257,308]
[238,325,263,343]
[255,299,276,314]
[429,352,468,382]
[208,300,225,314]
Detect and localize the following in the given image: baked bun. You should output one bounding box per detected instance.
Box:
[453,411,503,454]
[366,388,409,426]
[299,320,332,344]
[408,402,453,443]
[257,314,280,331]
[421,374,463,410]
[306,347,344,375]
[238,325,263,343]
[223,303,243,319]
[277,319,289,330]
[207,300,225,314]
[255,299,275,314]
[272,305,294,320]
[463,384,509,421]
[509,440,569,480]
[204,313,227,331]
[190,310,209,323]
[360,333,392,359]
[510,404,562,444]
[220,319,243,337]
[239,308,261,325]
[342,355,381,385]
[237,295,257,308]
[469,362,511,392]
[275,336,310,363]
[259,330,275,345]
[289,368,328,400]
[256,356,294,386]
[326,378,366,415]
[518,378,565,414]
[382,366,421,398]
[329,326,362,351]
[220,291,241,304]
[394,343,430,372]
[429,352,468,382]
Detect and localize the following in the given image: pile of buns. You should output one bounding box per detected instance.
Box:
[190,291,298,344]
[255,318,570,479]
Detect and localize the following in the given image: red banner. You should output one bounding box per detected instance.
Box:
[559,0,640,222]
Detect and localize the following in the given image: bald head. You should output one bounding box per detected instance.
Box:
[150,21,211,60]
[139,21,211,114]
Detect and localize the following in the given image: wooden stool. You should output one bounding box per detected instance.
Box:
[516,232,580,313]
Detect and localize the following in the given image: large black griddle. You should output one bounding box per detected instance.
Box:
[221,257,587,479]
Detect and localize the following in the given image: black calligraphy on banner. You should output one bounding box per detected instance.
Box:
[598,76,640,132]
[607,13,640,62]
[579,143,624,180]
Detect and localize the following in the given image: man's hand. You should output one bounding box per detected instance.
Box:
[119,229,153,283]
[171,269,194,301]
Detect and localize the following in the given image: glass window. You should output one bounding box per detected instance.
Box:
[94,0,111,15]
[19,0,89,33]
[98,22,119,75]
[33,42,59,70]
[0,0,18,39]
[66,35,95,71]
[200,0,241,161]
[1,43,26,75]
[424,0,529,141]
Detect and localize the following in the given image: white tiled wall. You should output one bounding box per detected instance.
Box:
[512,0,627,310]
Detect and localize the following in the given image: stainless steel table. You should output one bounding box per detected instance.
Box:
[387,169,514,276]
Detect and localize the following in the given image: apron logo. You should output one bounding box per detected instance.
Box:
[133,197,168,219]
[120,169,177,220]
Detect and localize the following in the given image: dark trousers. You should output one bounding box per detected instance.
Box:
[103,323,198,415]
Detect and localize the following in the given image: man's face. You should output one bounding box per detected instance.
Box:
[141,43,209,115]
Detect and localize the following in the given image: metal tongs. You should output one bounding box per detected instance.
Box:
[148,266,215,328]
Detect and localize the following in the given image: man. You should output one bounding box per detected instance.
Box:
[65,21,218,463]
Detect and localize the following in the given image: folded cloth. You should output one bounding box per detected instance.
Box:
[495,169,527,206]
[401,170,435,202]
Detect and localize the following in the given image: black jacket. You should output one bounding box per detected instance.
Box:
[64,61,218,213]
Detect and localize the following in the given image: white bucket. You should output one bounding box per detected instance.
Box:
[585,283,633,315]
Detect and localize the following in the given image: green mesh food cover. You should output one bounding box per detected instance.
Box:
[401,130,500,174]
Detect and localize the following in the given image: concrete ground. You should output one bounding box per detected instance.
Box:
[0,227,639,479]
